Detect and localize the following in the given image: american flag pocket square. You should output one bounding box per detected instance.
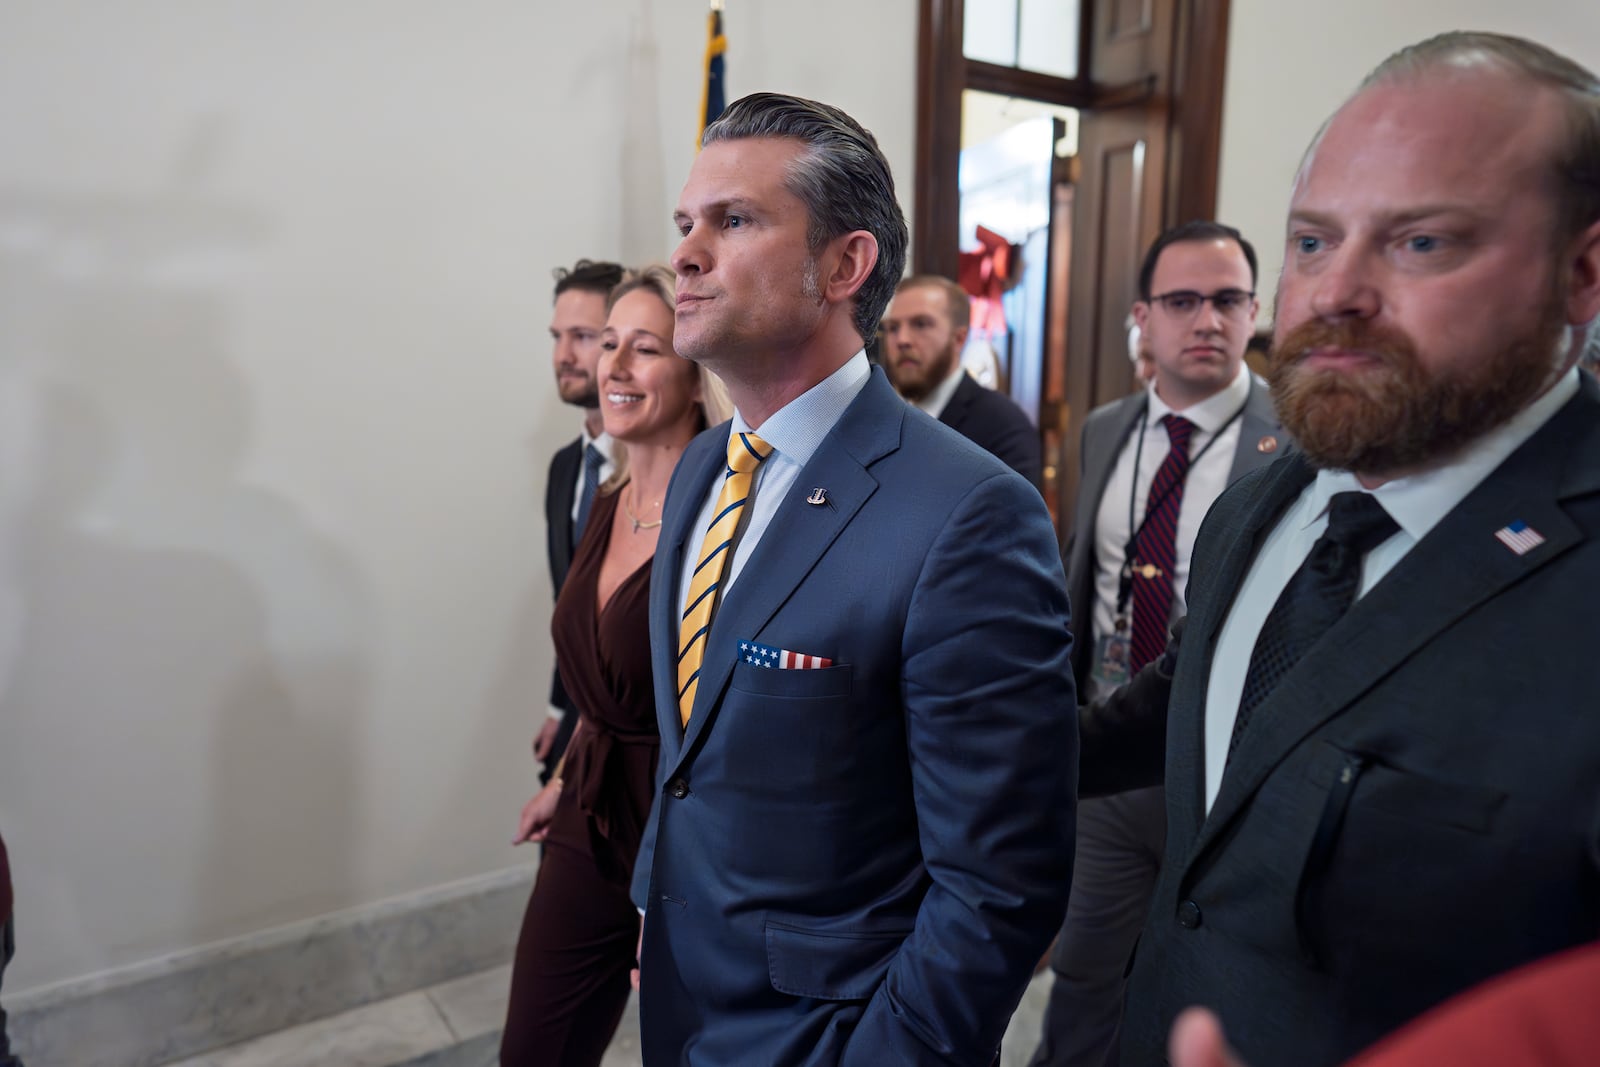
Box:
[739,640,834,670]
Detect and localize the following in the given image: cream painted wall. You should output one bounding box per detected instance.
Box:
[0,0,915,993]
[1218,1,1600,323]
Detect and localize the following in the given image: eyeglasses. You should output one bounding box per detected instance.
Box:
[1148,289,1255,319]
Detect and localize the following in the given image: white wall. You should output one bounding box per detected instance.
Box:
[1218,0,1600,323]
[0,0,915,993]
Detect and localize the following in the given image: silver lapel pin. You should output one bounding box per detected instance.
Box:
[806,487,828,506]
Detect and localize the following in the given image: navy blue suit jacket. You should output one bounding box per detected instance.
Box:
[631,368,1077,1066]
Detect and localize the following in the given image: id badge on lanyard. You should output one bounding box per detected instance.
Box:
[1092,612,1133,690]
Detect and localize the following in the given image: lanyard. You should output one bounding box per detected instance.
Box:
[1115,400,1245,616]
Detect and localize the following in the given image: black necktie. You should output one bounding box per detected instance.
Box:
[1230,492,1399,755]
[574,443,606,542]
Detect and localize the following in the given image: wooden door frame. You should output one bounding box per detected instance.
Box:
[912,0,1234,276]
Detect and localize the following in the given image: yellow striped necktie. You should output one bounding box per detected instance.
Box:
[677,431,773,726]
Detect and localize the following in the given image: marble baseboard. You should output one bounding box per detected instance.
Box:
[9,864,537,1067]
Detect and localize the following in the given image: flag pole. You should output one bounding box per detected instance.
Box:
[698,0,728,149]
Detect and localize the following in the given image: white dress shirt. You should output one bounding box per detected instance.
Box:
[673,352,872,639]
[914,362,967,420]
[1088,366,1252,700]
[1201,368,1581,809]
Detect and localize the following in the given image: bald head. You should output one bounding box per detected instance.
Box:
[1298,33,1600,242]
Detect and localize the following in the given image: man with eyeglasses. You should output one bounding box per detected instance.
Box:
[1034,220,1287,1067]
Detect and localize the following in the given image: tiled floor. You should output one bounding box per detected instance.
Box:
[160,963,1053,1066]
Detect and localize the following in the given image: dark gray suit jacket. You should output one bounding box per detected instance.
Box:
[1063,376,1284,689]
[1087,375,1600,1066]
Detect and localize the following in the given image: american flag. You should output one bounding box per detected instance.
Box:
[739,640,833,670]
[1494,520,1546,556]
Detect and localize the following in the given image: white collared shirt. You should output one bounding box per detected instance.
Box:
[1088,365,1253,700]
[1201,367,1581,810]
[568,427,616,525]
[673,351,872,640]
[914,362,968,420]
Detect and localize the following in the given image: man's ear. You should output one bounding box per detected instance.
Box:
[1132,300,1152,333]
[821,231,879,305]
[1566,217,1600,329]
[952,324,970,350]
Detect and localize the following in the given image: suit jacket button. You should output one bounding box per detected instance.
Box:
[1177,900,1203,929]
[667,778,690,799]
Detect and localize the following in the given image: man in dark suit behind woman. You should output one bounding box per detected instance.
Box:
[534,259,625,787]
[1080,31,1600,1067]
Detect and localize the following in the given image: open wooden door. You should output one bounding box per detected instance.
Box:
[915,0,1232,538]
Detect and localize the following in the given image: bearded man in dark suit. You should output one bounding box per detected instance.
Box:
[1081,31,1600,1067]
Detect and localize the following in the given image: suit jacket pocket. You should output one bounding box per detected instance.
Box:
[1306,744,1507,834]
[731,659,852,700]
[765,920,911,1000]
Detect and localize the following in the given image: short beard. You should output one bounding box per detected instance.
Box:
[893,342,960,403]
[558,378,599,410]
[1268,293,1565,477]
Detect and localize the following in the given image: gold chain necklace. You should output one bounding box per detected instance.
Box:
[623,485,663,533]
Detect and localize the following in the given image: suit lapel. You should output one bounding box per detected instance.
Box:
[938,373,976,431]
[1075,395,1146,553]
[1226,376,1287,484]
[1188,383,1600,869]
[550,439,581,580]
[669,371,903,773]
[1167,455,1311,838]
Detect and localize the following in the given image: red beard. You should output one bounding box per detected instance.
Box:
[1267,304,1562,476]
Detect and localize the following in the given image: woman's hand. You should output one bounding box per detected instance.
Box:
[513,781,563,845]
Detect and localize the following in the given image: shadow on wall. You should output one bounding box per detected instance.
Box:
[0,118,377,996]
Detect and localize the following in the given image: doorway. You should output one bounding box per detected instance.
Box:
[915,0,1233,535]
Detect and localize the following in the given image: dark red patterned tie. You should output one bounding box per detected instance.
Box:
[1130,415,1195,670]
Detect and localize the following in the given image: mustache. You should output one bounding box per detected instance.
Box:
[1269,318,1420,373]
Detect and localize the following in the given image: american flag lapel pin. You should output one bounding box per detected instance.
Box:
[1494,520,1546,556]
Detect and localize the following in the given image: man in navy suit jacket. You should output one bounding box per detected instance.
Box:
[629,93,1077,1066]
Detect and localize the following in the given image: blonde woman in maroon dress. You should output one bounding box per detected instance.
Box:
[501,265,731,1067]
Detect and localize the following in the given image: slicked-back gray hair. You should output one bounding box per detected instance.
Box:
[1362,32,1600,239]
[702,93,909,343]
